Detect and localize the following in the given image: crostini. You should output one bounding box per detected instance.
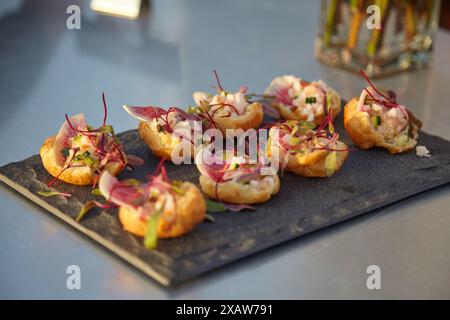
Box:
[264,75,341,125]
[123,105,199,160]
[344,71,422,154]
[78,163,206,249]
[196,147,280,207]
[268,116,348,178]
[40,94,142,187]
[191,71,264,132]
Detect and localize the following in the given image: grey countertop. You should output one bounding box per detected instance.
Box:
[1,0,450,299]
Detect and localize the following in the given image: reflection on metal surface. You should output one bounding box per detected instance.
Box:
[90,0,141,19]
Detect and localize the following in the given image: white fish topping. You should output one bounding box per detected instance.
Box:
[264,75,302,97]
[372,103,383,112]
[193,92,212,106]
[193,90,248,117]
[210,91,249,116]
[416,145,431,158]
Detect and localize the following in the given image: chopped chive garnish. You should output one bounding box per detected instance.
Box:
[305,97,317,104]
[61,148,70,158]
[123,178,142,186]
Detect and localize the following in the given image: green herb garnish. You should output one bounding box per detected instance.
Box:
[171,181,185,195]
[123,178,142,186]
[76,200,98,222]
[91,188,102,196]
[325,151,337,177]
[98,125,114,134]
[144,207,163,250]
[206,199,227,213]
[61,148,70,158]
[74,151,90,161]
[73,134,82,142]
[83,155,96,167]
[305,97,317,104]
[371,115,381,129]
[73,151,97,167]
[229,163,240,170]
[289,136,301,146]
[38,191,71,198]
[187,106,199,114]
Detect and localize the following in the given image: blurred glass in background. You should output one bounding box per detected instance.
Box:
[315,0,441,77]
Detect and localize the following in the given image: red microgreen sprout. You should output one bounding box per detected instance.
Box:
[102,92,107,127]
[359,69,409,120]
[213,69,224,92]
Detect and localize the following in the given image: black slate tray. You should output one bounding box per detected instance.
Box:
[1,114,450,286]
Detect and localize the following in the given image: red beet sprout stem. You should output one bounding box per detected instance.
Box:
[102,92,108,126]
[213,70,224,92]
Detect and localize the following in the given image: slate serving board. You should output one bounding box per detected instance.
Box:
[1,113,450,286]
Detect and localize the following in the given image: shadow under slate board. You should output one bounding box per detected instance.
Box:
[1,113,450,286]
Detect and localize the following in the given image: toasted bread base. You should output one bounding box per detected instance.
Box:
[213,102,264,132]
[199,174,280,204]
[40,136,124,185]
[274,89,341,125]
[344,98,420,154]
[286,141,348,177]
[138,121,196,161]
[118,181,206,238]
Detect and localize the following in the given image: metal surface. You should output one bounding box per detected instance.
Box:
[0,0,449,298]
